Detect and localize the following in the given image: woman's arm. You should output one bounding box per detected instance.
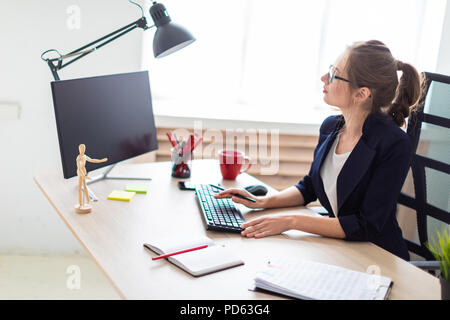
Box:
[262,186,305,208]
[217,185,346,239]
[241,214,346,239]
[213,185,305,209]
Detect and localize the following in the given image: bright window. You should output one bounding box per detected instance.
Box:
[142,0,447,124]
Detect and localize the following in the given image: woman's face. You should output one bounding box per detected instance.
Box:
[321,52,352,109]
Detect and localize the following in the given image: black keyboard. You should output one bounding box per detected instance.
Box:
[195,184,245,233]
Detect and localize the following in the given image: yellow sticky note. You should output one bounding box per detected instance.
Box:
[125,184,148,194]
[107,190,136,201]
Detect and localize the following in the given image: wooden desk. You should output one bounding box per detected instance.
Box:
[34,159,440,299]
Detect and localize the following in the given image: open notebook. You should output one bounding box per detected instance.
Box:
[253,257,393,300]
[144,236,244,277]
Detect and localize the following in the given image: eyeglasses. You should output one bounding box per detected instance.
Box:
[328,65,350,84]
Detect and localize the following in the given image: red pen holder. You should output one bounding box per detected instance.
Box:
[171,147,192,178]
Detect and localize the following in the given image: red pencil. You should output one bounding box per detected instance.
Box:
[182,134,195,153]
[166,132,177,147]
[151,244,208,260]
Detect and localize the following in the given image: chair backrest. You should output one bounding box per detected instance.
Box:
[397,71,450,260]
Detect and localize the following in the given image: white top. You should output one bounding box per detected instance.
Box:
[320,133,351,216]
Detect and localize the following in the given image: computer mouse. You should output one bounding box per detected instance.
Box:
[244,184,268,196]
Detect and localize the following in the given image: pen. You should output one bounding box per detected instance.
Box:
[178,140,186,155]
[173,133,180,145]
[150,244,209,260]
[209,184,257,203]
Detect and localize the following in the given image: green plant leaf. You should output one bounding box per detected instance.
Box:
[426,227,450,281]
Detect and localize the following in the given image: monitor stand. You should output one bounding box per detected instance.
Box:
[84,163,152,201]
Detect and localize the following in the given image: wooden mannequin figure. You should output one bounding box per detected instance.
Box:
[75,144,108,213]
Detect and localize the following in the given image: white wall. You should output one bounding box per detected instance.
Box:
[0,0,143,254]
[436,0,450,75]
[0,0,449,255]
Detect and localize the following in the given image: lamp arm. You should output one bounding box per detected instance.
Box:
[42,17,151,81]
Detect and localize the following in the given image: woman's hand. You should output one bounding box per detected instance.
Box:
[240,215,294,238]
[213,188,267,209]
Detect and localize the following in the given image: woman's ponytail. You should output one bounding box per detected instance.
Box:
[387,60,421,127]
[346,41,422,127]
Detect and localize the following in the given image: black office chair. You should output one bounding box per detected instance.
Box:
[397,71,450,272]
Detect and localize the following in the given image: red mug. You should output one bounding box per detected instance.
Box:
[218,150,252,180]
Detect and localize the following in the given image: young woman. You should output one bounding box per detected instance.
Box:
[214,40,421,260]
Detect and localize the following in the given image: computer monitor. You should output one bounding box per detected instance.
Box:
[51,71,158,179]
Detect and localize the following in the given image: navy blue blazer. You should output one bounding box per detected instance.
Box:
[295,112,412,260]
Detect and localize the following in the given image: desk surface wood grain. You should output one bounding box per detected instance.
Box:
[34,159,440,299]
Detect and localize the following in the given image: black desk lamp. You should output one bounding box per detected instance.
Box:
[41,0,195,80]
[41,1,195,201]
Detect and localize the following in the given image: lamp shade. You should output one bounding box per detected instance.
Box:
[153,23,195,58]
[149,2,195,58]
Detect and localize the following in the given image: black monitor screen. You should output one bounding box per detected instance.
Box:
[51,71,158,179]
